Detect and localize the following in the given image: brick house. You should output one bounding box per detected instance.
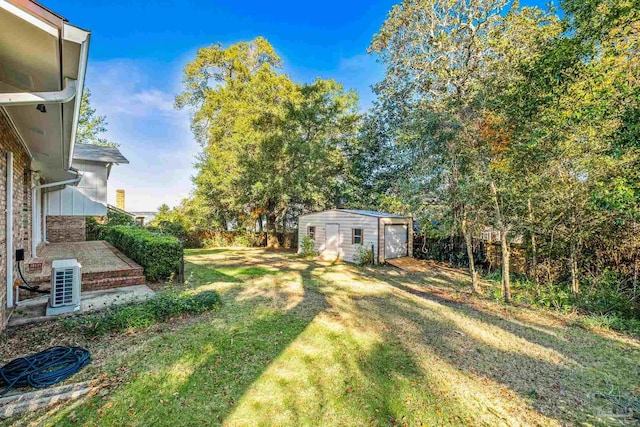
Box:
[0,0,105,332]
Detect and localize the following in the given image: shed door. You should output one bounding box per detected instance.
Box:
[325,224,340,252]
[385,225,408,259]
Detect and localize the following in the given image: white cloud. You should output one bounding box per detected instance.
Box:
[84,58,200,212]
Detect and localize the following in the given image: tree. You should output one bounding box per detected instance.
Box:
[177,38,361,234]
[370,0,516,297]
[77,89,117,147]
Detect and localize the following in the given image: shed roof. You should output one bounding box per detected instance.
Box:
[338,209,410,218]
[73,143,129,164]
[301,209,411,219]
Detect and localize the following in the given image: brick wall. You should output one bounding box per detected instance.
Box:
[0,109,33,332]
[46,216,86,243]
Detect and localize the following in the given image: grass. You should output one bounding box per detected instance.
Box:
[2,248,639,426]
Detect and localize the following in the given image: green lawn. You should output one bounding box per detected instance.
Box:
[4,248,639,426]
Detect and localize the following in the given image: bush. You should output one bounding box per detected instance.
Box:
[64,289,221,337]
[299,235,317,258]
[104,226,183,282]
[87,210,137,240]
[571,314,640,335]
[576,269,636,318]
[354,245,374,265]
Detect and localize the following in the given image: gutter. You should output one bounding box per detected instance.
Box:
[65,23,91,169]
[31,174,82,257]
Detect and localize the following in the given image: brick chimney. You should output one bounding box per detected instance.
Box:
[116,189,125,210]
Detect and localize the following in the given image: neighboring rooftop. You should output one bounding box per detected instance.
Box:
[73,143,129,164]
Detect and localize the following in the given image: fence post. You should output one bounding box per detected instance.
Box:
[178,238,185,284]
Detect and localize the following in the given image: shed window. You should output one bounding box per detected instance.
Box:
[352,228,363,245]
[307,226,316,239]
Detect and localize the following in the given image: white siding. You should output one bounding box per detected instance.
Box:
[298,210,379,263]
[45,160,108,216]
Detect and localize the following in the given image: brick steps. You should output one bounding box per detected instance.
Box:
[82,275,146,291]
[27,268,146,296]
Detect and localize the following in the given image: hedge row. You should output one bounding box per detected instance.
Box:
[104,226,183,282]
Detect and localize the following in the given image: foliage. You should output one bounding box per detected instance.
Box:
[104,226,183,281]
[299,235,317,258]
[176,37,360,233]
[570,314,640,336]
[86,210,137,240]
[486,270,639,329]
[76,89,118,147]
[354,245,374,266]
[106,209,137,226]
[63,289,220,337]
[148,203,190,241]
[366,0,640,311]
[200,231,267,248]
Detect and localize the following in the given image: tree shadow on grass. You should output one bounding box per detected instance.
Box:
[43,264,328,427]
[374,271,640,367]
[358,291,637,426]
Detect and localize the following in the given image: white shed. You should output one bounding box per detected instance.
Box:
[298,209,413,264]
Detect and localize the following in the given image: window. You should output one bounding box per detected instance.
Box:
[352,228,363,245]
[307,226,316,239]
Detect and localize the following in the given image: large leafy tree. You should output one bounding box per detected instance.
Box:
[177,37,360,233]
[370,0,640,307]
[370,0,520,297]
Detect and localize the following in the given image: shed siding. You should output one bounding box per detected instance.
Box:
[378,217,413,264]
[45,160,108,216]
[298,211,379,263]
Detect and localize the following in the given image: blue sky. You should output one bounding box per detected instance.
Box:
[45,0,548,211]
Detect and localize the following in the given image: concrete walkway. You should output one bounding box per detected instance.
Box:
[8,285,155,327]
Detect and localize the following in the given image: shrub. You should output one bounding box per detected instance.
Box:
[87,210,137,240]
[106,210,137,226]
[64,289,221,337]
[354,245,374,265]
[576,269,636,318]
[299,236,317,258]
[570,314,640,336]
[104,226,183,282]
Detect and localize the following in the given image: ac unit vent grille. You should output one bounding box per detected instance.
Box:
[53,268,75,306]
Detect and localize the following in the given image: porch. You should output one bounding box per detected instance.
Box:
[21,241,146,297]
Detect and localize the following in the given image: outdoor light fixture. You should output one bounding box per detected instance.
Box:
[36,103,46,113]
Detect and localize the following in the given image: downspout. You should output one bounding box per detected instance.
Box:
[0,78,77,106]
[6,152,13,308]
[31,175,82,257]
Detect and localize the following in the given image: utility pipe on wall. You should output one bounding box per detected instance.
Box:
[6,152,13,308]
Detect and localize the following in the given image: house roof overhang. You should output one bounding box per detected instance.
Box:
[0,0,90,183]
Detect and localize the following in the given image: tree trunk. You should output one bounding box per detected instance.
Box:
[528,198,539,294]
[500,230,512,303]
[266,212,280,248]
[490,181,511,303]
[570,241,579,297]
[462,211,480,294]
